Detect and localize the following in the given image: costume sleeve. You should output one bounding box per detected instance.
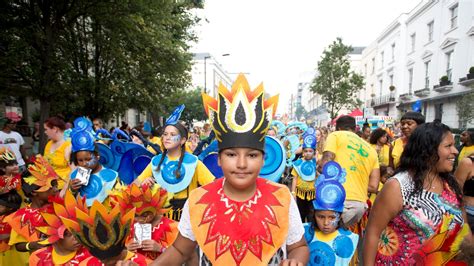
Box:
[195,161,215,186]
[323,132,338,154]
[137,162,153,183]
[177,200,196,242]
[286,194,305,246]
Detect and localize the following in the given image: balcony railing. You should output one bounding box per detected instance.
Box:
[370,93,396,107]
[414,88,430,97]
[399,93,413,101]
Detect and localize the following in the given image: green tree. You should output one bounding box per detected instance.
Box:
[310,38,364,120]
[456,91,474,128]
[0,0,198,151]
[295,104,307,121]
[162,87,207,125]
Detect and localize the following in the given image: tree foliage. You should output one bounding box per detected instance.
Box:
[0,0,199,150]
[456,91,474,129]
[310,38,364,120]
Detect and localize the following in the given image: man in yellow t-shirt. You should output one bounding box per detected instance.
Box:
[390,111,425,168]
[319,115,380,227]
[458,130,474,161]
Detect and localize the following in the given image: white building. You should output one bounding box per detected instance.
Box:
[362,0,474,128]
[191,53,232,97]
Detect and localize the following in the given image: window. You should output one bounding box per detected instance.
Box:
[427,21,434,42]
[435,103,443,121]
[410,33,416,52]
[379,79,383,97]
[450,4,458,29]
[371,58,375,73]
[391,43,395,61]
[446,51,453,80]
[380,51,384,67]
[408,68,413,94]
[424,61,430,88]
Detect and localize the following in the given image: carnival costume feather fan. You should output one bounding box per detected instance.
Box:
[202,73,278,151]
[110,183,170,216]
[0,147,16,164]
[58,190,136,260]
[24,155,59,192]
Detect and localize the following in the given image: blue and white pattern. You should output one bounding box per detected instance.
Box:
[293,158,316,182]
[70,167,118,206]
[151,152,198,193]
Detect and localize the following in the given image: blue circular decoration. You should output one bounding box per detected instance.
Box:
[202,153,224,178]
[301,160,316,176]
[161,161,186,184]
[100,168,118,182]
[73,117,93,131]
[323,161,342,179]
[71,131,95,152]
[333,235,354,258]
[80,174,102,198]
[314,181,346,212]
[305,127,315,135]
[97,143,114,169]
[133,155,151,176]
[260,136,286,182]
[309,241,336,265]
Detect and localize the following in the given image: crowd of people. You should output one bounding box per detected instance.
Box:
[0,74,473,265]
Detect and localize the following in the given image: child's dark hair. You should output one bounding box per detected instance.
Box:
[155,123,188,178]
[70,143,100,165]
[0,190,22,214]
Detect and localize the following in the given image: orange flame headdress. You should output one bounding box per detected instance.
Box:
[202,74,278,151]
[0,147,16,164]
[58,190,135,260]
[110,183,170,216]
[24,155,58,192]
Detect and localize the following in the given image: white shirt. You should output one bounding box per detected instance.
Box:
[0,130,25,166]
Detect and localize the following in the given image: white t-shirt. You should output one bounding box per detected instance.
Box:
[0,130,25,166]
[178,190,304,265]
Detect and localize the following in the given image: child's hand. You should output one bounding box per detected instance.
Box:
[70,178,83,191]
[141,239,162,252]
[141,177,155,187]
[126,241,141,252]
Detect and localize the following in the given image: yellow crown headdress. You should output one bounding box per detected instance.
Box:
[202,74,279,151]
[0,147,16,164]
[110,183,170,216]
[24,155,58,192]
[58,190,135,260]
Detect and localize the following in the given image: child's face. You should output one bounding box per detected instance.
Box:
[162,126,186,151]
[1,163,19,175]
[0,205,10,215]
[57,230,81,252]
[218,148,264,190]
[134,211,156,224]
[314,210,340,234]
[34,184,58,201]
[303,148,315,160]
[75,151,99,170]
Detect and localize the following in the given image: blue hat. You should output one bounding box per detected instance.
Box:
[165,104,185,125]
[313,161,346,213]
[71,117,96,152]
[302,128,317,150]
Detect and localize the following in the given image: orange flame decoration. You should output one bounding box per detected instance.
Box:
[110,184,170,216]
[0,147,16,163]
[202,74,278,142]
[57,190,135,255]
[36,192,87,245]
[24,155,59,192]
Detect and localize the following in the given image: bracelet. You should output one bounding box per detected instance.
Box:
[291,191,296,195]
[25,242,31,251]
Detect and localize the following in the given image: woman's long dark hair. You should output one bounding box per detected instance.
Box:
[155,123,188,178]
[397,122,462,202]
[369,128,387,145]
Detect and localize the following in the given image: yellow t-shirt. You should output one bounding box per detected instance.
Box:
[370,144,390,166]
[137,155,215,199]
[458,145,474,161]
[324,131,379,202]
[44,140,71,189]
[391,138,405,168]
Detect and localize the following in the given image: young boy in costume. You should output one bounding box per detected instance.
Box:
[303,161,358,266]
[0,148,22,195]
[291,129,317,222]
[57,190,148,266]
[153,74,309,265]
[0,190,26,265]
[111,184,178,261]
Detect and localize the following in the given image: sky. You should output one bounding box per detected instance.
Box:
[190,0,422,114]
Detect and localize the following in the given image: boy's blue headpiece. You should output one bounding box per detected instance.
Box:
[302,127,317,150]
[165,104,185,126]
[313,161,346,213]
[71,117,96,152]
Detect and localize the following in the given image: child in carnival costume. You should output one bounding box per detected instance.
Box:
[0,190,27,265]
[303,161,358,266]
[68,117,120,207]
[0,148,22,195]
[154,74,309,265]
[291,128,317,222]
[29,192,91,265]
[136,105,215,221]
[5,155,59,255]
[111,184,178,261]
[57,190,147,266]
